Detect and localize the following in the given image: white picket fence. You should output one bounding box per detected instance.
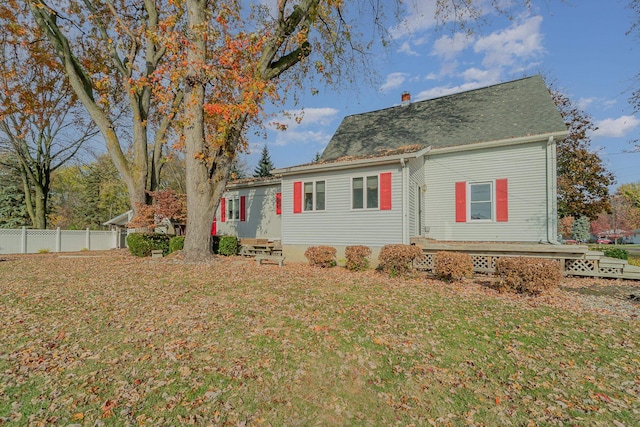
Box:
[0,227,123,255]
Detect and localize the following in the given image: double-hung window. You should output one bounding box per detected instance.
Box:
[469,182,492,220]
[352,175,380,209]
[303,181,325,211]
[227,197,240,221]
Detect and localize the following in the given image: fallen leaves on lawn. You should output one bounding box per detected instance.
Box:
[0,250,638,426]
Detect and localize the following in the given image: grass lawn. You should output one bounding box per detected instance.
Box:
[1,251,638,426]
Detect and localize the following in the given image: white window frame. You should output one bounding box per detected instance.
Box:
[468,181,494,222]
[227,196,240,221]
[303,180,325,212]
[351,175,379,210]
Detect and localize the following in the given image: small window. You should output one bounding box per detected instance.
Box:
[304,182,313,211]
[469,182,492,220]
[315,181,325,210]
[352,177,363,209]
[366,176,378,209]
[352,175,379,209]
[303,181,325,212]
[226,197,240,221]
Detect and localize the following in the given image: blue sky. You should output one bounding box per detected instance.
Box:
[244,0,640,189]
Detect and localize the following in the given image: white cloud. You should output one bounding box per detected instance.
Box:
[415,81,485,101]
[432,32,474,61]
[398,41,419,56]
[380,72,410,92]
[265,107,339,147]
[594,115,640,138]
[272,129,333,147]
[577,97,596,110]
[460,67,500,84]
[389,2,439,39]
[474,15,544,68]
[268,107,338,131]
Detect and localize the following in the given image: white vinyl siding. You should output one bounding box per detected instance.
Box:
[424,142,551,242]
[282,165,403,247]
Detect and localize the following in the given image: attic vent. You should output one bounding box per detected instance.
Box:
[401,91,411,105]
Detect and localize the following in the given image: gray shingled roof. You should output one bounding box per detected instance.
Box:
[321,75,567,161]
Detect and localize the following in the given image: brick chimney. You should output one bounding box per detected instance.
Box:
[401,91,411,105]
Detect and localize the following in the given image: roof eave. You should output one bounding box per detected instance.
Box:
[272,146,432,176]
[225,176,281,190]
[429,130,569,155]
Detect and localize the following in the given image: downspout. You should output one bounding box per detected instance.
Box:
[401,157,409,244]
[546,136,558,244]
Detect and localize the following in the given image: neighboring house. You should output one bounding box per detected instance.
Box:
[215,75,569,262]
[103,209,134,249]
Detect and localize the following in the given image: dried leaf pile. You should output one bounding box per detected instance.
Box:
[0,251,638,426]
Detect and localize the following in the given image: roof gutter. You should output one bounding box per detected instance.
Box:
[428,130,569,155]
[272,146,432,176]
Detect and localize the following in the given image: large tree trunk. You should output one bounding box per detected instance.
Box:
[33,184,47,229]
[182,0,215,261]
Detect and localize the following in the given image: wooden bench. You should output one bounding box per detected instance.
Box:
[255,254,285,267]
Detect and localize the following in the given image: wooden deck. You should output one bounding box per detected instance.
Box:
[410,239,640,281]
[239,238,283,257]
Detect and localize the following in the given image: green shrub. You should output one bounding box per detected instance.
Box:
[628,257,640,267]
[304,246,337,268]
[495,257,562,295]
[169,236,185,253]
[126,233,170,257]
[434,251,473,281]
[603,247,628,260]
[218,236,239,256]
[377,244,423,276]
[345,245,371,271]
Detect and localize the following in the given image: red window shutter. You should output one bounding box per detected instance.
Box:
[211,219,217,236]
[240,196,246,222]
[220,198,226,222]
[496,179,508,222]
[293,182,302,214]
[276,192,282,215]
[380,172,392,210]
[455,182,467,223]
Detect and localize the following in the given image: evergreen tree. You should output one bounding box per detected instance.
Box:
[253,145,274,177]
[0,185,29,228]
[571,216,591,243]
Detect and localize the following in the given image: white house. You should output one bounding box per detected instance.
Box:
[214,75,568,262]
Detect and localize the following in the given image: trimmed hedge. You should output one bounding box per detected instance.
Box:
[304,246,337,268]
[169,236,185,253]
[603,247,628,260]
[126,233,170,257]
[495,257,562,295]
[345,245,371,271]
[218,236,239,256]
[378,244,423,276]
[434,251,473,282]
